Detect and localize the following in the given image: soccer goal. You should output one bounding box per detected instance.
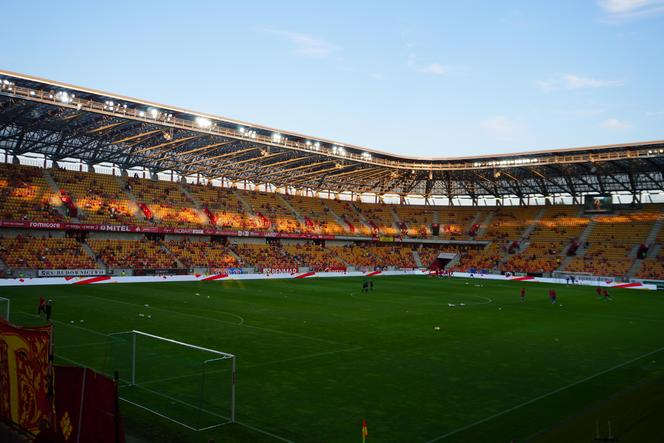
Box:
[0,297,10,321]
[108,330,235,431]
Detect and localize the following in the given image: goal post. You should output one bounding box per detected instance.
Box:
[0,297,10,321]
[108,330,236,431]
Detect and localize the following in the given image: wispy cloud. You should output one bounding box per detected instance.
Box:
[537,74,623,92]
[408,55,449,76]
[556,108,607,117]
[600,117,633,130]
[482,116,527,142]
[260,29,338,58]
[598,0,664,21]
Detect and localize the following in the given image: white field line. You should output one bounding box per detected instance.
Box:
[423,344,664,442]
[67,294,347,346]
[17,311,117,339]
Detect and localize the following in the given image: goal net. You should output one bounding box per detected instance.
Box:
[108,330,235,431]
[0,297,9,321]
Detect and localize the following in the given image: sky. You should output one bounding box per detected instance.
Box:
[1,0,664,157]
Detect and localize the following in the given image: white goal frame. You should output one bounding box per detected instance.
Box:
[115,329,236,429]
[0,297,10,321]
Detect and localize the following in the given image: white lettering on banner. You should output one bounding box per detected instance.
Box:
[29,222,61,229]
[99,225,130,232]
[37,269,106,277]
[261,268,298,274]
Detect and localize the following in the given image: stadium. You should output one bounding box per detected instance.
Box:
[1,7,664,441]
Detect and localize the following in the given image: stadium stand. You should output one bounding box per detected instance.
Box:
[0,237,97,269]
[87,238,179,270]
[165,240,239,269]
[564,208,661,277]
[282,243,347,271]
[232,243,298,270]
[127,177,206,227]
[51,169,144,225]
[0,164,64,222]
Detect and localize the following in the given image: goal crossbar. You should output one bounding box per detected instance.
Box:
[127,330,235,359]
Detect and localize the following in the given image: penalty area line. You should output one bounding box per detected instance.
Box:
[423,343,664,442]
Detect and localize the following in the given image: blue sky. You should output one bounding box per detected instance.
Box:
[1,0,663,157]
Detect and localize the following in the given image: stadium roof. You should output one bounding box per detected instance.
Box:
[1,69,664,201]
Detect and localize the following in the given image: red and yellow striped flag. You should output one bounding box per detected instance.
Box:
[362,419,368,442]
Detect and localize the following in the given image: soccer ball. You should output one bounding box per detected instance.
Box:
[434,326,440,330]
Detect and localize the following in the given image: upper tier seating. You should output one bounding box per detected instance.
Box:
[51,169,144,225]
[0,164,64,222]
[282,194,346,235]
[127,178,206,227]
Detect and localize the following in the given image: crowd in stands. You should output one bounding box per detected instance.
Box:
[128,177,206,227]
[51,169,141,225]
[87,239,178,269]
[166,239,239,269]
[0,164,64,222]
[0,236,97,269]
[283,243,346,271]
[232,243,298,270]
[5,164,664,279]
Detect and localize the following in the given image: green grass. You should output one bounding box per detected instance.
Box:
[3,276,664,442]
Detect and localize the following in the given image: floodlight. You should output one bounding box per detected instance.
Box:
[195,117,212,128]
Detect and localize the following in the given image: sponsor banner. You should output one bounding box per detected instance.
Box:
[0,270,656,290]
[261,268,298,274]
[0,220,335,240]
[37,269,106,277]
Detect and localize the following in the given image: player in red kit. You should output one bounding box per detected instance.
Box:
[520,287,526,302]
[603,288,612,301]
[38,296,46,316]
[595,286,602,298]
[549,289,557,304]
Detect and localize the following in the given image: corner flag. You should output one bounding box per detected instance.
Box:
[362,419,368,442]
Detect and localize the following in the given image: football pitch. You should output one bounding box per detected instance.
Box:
[3,275,664,442]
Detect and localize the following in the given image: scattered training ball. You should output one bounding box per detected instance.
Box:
[498,307,502,310]
[147,315,152,319]
[138,313,145,317]
[434,326,440,330]
[70,320,74,324]
[144,303,150,307]
[207,296,210,299]
[80,320,84,323]
[195,293,200,296]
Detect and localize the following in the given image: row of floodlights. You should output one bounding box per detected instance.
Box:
[0,79,14,91]
[647,149,664,155]
[473,158,539,167]
[7,82,377,161]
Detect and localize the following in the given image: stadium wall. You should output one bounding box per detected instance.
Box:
[0,270,656,289]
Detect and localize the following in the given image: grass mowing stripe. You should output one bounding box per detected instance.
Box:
[138,345,364,386]
[423,344,664,442]
[74,293,350,346]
